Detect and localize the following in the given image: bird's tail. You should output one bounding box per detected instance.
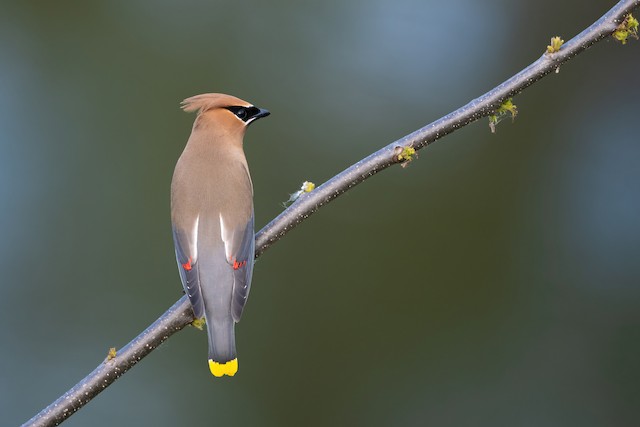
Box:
[207,318,238,377]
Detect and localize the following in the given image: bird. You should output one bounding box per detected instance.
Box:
[171,93,270,377]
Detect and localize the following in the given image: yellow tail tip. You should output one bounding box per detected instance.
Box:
[208,358,238,377]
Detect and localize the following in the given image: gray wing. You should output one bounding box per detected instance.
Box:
[222,213,255,322]
[172,224,204,319]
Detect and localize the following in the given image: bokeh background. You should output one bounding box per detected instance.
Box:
[2,1,640,426]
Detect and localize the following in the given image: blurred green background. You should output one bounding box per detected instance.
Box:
[3,1,640,426]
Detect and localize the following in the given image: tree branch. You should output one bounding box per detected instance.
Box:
[22,1,640,426]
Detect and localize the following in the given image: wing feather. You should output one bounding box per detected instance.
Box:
[172,219,204,319]
[220,213,255,322]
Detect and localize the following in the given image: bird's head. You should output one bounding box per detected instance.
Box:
[181,93,270,136]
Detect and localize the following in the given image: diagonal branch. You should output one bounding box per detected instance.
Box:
[22,1,640,426]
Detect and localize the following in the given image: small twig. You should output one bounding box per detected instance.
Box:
[22,1,640,426]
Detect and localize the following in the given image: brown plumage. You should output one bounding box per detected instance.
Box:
[171,93,269,377]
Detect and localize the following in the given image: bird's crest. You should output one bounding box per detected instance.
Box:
[181,93,249,115]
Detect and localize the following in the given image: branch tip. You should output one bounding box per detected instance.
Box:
[190,317,206,330]
[394,145,418,167]
[546,36,565,53]
[488,98,518,133]
[613,13,639,44]
[283,181,316,206]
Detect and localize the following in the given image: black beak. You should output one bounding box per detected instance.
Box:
[253,108,270,120]
[246,107,270,125]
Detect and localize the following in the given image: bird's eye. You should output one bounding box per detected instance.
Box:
[225,105,267,124]
[235,108,248,119]
[226,106,249,120]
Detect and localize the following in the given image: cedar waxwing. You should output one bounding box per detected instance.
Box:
[171,93,269,377]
